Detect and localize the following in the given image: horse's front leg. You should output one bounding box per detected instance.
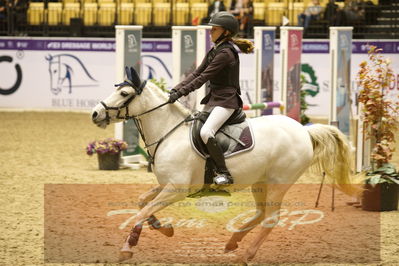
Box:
[119,182,188,262]
[137,185,174,237]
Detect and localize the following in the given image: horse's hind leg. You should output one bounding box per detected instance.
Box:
[225,183,268,252]
[243,184,288,262]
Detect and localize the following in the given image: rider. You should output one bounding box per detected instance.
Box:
[168,11,254,186]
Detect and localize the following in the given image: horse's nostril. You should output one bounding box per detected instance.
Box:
[92,111,98,120]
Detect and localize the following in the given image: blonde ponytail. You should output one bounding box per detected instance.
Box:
[231,38,254,54]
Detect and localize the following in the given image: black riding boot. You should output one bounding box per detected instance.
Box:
[206,137,234,185]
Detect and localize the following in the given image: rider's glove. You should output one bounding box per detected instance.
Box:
[168,89,183,103]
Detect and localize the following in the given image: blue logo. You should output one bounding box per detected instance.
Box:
[142,55,172,81]
[45,54,98,95]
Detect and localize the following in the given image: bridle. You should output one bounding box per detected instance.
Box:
[99,79,193,167]
[100,79,147,123]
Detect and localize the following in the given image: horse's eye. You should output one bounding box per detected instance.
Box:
[120,91,129,97]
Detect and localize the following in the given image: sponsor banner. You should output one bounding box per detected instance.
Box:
[300,48,399,117]
[0,49,115,109]
[142,40,172,53]
[180,30,197,110]
[239,52,256,106]
[260,29,275,115]
[1,38,398,54]
[1,37,398,116]
[286,30,302,121]
[0,38,116,52]
[0,38,172,52]
[196,26,212,111]
[180,30,197,76]
[117,27,142,157]
[334,29,352,136]
[275,40,399,54]
[205,28,212,51]
[44,184,380,264]
[123,30,141,74]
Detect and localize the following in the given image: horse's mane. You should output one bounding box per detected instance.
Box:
[145,81,191,117]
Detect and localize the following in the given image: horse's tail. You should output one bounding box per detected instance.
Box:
[306,124,363,197]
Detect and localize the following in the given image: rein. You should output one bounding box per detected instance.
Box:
[134,114,194,166]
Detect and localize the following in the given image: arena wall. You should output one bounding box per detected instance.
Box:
[0,37,398,117]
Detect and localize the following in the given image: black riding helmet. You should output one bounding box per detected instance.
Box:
[208,11,239,37]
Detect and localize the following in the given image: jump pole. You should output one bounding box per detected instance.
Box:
[243,101,284,112]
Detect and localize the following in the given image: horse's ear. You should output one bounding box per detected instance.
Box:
[125,66,132,82]
[45,54,53,61]
[129,67,141,88]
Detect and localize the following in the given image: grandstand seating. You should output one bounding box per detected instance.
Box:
[63,0,78,4]
[191,2,208,25]
[253,2,265,21]
[135,2,152,26]
[135,0,151,4]
[189,0,206,5]
[27,2,45,25]
[98,2,116,26]
[18,0,397,40]
[266,2,285,26]
[153,3,171,26]
[152,0,169,3]
[291,2,304,26]
[118,2,134,25]
[48,3,63,25]
[173,2,189,25]
[83,2,98,26]
[63,2,80,25]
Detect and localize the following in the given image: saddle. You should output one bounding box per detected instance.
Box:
[189,108,255,191]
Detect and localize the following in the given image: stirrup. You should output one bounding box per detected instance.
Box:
[213,172,234,185]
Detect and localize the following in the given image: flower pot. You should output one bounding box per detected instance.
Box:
[361,183,399,211]
[97,152,120,170]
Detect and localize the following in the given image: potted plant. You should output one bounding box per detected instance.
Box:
[86,138,128,170]
[357,45,399,211]
[362,163,399,211]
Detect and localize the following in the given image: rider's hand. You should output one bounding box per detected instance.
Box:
[168,90,183,103]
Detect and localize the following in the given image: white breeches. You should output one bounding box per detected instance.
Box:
[200,106,235,144]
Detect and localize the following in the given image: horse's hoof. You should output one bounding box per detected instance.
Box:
[224,242,238,253]
[158,224,174,237]
[244,249,256,262]
[118,251,133,262]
